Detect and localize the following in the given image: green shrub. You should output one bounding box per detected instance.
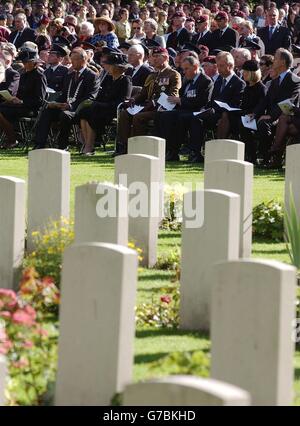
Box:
[150,350,210,377]
[23,218,75,287]
[155,247,180,271]
[252,200,284,241]
[135,285,180,329]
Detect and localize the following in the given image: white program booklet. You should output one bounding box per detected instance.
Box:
[214,100,241,111]
[278,99,294,116]
[241,115,257,131]
[157,92,176,111]
[127,105,144,115]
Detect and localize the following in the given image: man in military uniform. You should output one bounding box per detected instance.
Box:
[44,44,69,95]
[116,46,181,154]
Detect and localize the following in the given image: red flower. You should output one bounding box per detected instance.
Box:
[160,295,172,304]
[12,306,36,327]
[0,289,17,309]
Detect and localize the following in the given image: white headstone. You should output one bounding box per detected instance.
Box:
[204,139,245,169]
[123,376,251,406]
[205,160,253,258]
[27,149,70,251]
[128,136,165,219]
[285,144,300,217]
[115,154,160,267]
[211,259,296,406]
[0,354,6,406]
[74,182,128,246]
[0,176,25,289]
[180,189,240,331]
[55,242,138,406]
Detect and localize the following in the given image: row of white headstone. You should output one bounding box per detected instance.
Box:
[0,138,300,406]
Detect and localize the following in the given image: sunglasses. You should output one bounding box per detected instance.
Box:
[133,26,141,29]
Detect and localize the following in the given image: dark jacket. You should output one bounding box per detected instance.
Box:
[257,25,291,55]
[166,27,192,49]
[241,81,266,114]
[192,30,213,49]
[254,70,300,121]
[44,64,69,93]
[210,73,246,109]
[94,74,132,115]
[17,67,47,110]
[0,67,20,96]
[58,67,100,112]
[209,27,238,52]
[178,72,213,111]
[125,64,153,87]
[8,27,36,49]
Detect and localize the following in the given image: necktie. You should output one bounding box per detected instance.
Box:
[74,71,80,83]
[220,77,226,93]
[269,26,274,40]
[13,31,21,45]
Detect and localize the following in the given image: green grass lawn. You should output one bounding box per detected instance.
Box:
[0,148,298,405]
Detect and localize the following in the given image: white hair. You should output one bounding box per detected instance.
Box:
[144,18,158,32]
[128,44,145,58]
[217,51,235,67]
[80,21,94,36]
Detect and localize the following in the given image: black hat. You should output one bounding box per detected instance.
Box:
[119,41,132,50]
[102,46,122,55]
[211,49,222,56]
[244,40,261,51]
[242,60,259,72]
[50,43,70,57]
[52,35,72,49]
[102,52,129,66]
[0,14,7,20]
[17,47,39,63]
[73,41,96,51]
[142,38,160,48]
[180,42,200,54]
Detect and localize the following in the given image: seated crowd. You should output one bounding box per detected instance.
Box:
[0,0,300,168]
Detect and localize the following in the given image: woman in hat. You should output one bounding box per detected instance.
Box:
[0,48,47,148]
[218,60,266,163]
[91,16,119,49]
[76,50,132,155]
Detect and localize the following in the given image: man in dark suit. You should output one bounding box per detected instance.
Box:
[195,51,246,148]
[0,49,20,96]
[155,55,213,162]
[192,15,212,50]
[44,44,69,94]
[253,48,300,164]
[8,13,36,49]
[166,12,192,50]
[35,48,100,150]
[126,44,153,87]
[257,8,291,55]
[209,11,238,52]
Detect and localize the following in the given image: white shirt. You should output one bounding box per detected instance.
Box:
[48,64,60,72]
[212,73,219,83]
